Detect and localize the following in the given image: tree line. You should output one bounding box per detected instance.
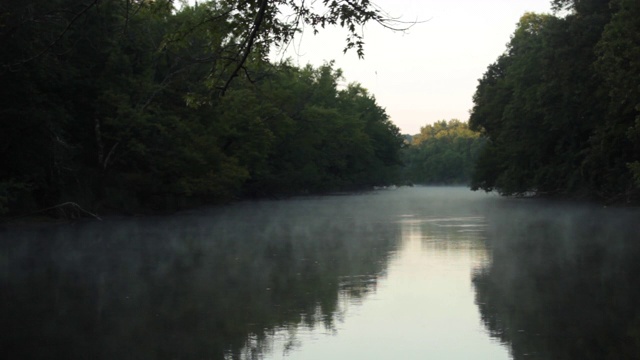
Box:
[0,0,404,215]
[469,0,640,203]
[401,0,639,199]
[402,119,485,185]
[3,0,639,216]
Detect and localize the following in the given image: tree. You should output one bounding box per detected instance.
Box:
[467,2,639,202]
[470,13,572,195]
[403,120,484,185]
[0,1,409,215]
[244,62,404,195]
[210,0,415,94]
[587,0,640,200]
[1,0,413,94]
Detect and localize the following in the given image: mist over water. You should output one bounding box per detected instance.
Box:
[1,187,639,359]
[474,198,640,359]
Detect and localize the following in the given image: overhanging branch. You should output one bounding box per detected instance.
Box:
[219,0,270,96]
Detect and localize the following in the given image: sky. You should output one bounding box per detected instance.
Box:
[270,0,555,135]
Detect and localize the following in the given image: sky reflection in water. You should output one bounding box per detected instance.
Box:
[260,194,508,360]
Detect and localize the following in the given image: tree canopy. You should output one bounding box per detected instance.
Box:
[0,0,405,216]
[402,119,485,185]
[469,0,640,203]
[1,0,411,94]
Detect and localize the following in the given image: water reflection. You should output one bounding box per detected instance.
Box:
[263,190,508,360]
[5,187,546,359]
[0,197,400,360]
[473,199,640,359]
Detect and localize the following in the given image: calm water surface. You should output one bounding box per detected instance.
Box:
[2,187,639,359]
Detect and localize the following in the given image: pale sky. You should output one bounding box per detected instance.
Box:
[271,0,554,135]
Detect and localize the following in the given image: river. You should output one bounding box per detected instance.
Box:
[1,186,639,359]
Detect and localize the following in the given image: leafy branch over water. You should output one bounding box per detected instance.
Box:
[0,0,406,216]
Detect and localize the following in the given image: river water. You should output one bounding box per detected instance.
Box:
[1,187,639,359]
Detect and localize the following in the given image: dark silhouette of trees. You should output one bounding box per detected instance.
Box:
[0,0,405,215]
[470,0,639,203]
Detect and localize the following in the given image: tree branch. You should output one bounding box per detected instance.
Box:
[220,0,270,96]
[7,0,102,68]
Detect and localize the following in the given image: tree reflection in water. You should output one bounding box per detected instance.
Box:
[473,199,640,360]
[0,196,400,360]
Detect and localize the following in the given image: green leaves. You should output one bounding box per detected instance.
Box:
[244,62,403,195]
[0,1,406,215]
[404,120,484,185]
[469,2,639,202]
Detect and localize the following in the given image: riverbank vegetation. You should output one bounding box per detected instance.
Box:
[469,0,640,203]
[2,0,639,217]
[0,0,405,216]
[402,119,485,185]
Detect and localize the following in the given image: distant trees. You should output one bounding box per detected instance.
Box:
[0,1,405,215]
[242,62,405,196]
[470,0,640,203]
[402,120,485,185]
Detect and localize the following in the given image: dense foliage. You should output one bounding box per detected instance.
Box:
[402,119,485,184]
[470,0,640,203]
[0,0,404,215]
